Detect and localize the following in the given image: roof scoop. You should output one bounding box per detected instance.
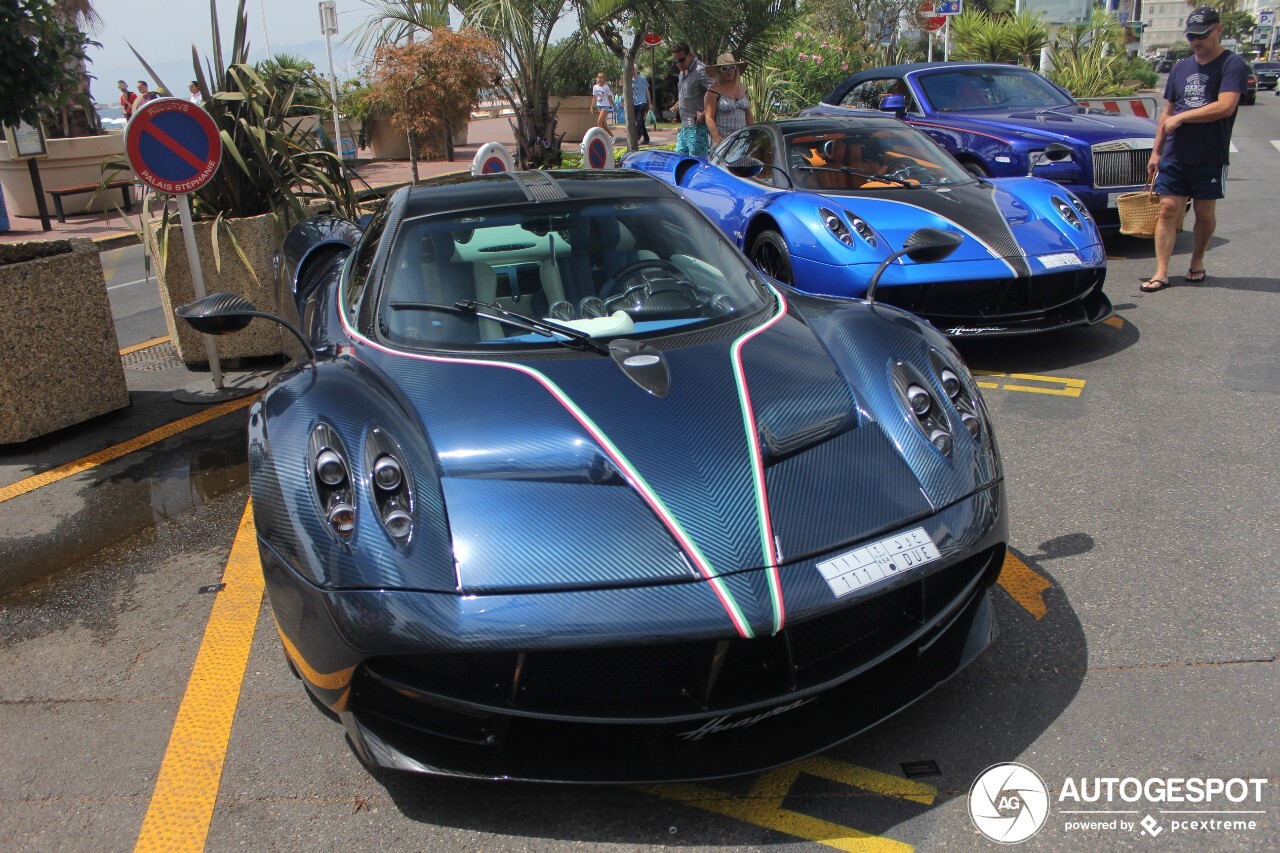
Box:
[608,339,670,398]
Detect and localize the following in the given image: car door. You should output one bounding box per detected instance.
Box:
[682,127,781,248]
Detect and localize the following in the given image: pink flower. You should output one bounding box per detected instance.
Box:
[841,62,850,70]
[821,43,830,48]
[814,55,823,64]
[794,31,803,39]
[798,52,809,60]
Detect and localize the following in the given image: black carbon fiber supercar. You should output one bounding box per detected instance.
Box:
[177,169,1008,782]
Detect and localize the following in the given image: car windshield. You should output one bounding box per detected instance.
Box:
[786,126,976,190]
[918,67,1076,112]
[377,198,770,351]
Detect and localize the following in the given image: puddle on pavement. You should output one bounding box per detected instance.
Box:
[0,417,249,602]
[0,481,251,648]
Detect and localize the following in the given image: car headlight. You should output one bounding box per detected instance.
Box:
[365,428,415,545]
[309,424,356,541]
[893,363,953,456]
[1051,195,1083,230]
[930,351,987,446]
[845,210,878,248]
[819,207,853,246]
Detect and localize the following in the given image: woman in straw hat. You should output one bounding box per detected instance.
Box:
[704,53,755,147]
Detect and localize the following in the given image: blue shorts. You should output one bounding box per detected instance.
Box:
[1154,161,1227,200]
[675,125,711,157]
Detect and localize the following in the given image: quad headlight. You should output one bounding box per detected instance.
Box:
[894,355,989,458]
[309,424,356,541]
[1052,195,1083,230]
[365,428,415,546]
[307,424,416,545]
[819,207,853,246]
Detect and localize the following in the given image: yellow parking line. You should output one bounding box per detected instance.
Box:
[101,250,120,281]
[119,336,170,356]
[134,501,263,853]
[0,397,253,506]
[997,552,1051,620]
[639,756,933,851]
[1103,316,1125,329]
[972,371,1085,397]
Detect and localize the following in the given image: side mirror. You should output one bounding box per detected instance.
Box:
[866,227,964,307]
[879,93,907,117]
[1044,142,1072,162]
[727,157,765,178]
[175,292,257,335]
[902,227,964,263]
[176,292,316,360]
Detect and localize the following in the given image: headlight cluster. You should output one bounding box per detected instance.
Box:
[1051,195,1083,230]
[893,353,985,457]
[819,207,878,249]
[308,423,415,545]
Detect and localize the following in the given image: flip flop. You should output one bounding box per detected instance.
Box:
[1185,269,1206,282]
[1140,278,1170,292]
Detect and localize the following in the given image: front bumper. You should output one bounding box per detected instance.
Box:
[263,484,1006,782]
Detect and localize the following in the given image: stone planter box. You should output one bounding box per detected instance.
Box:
[366,117,468,159]
[0,133,135,218]
[550,96,596,144]
[0,239,129,443]
[147,211,285,366]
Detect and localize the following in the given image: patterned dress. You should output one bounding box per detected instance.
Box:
[713,92,751,135]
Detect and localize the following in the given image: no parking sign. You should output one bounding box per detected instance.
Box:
[126,99,222,194]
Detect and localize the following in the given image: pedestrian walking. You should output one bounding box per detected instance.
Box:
[704,53,754,148]
[632,69,651,145]
[188,81,202,104]
[669,43,713,156]
[117,80,137,120]
[593,73,614,130]
[1141,7,1248,293]
[136,81,160,104]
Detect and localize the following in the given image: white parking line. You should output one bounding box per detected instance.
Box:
[107,277,149,291]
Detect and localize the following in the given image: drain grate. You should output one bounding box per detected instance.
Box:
[121,341,183,372]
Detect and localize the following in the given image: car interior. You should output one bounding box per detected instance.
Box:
[786,130,957,190]
[378,201,764,349]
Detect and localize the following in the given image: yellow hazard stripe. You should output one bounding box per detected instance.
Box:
[134,501,263,853]
[997,552,1052,620]
[119,336,170,356]
[0,397,253,506]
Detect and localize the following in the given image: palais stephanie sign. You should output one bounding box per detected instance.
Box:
[967,762,1271,843]
[125,98,223,195]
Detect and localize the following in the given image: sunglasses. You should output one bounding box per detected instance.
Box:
[673,55,689,64]
[1185,31,1210,40]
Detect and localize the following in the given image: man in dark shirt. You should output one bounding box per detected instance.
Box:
[1141,7,1247,292]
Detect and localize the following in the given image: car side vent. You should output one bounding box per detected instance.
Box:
[296,244,349,299]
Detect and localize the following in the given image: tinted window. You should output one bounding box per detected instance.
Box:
[918,67,1075,111]
[839,78,915,112]
[786,125,975,190]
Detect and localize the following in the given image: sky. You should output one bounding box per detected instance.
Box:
[86,0,400,103]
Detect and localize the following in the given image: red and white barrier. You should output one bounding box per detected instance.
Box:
[1076,96,1161,121]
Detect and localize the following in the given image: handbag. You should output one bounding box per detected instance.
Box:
[1116,174,1162,237]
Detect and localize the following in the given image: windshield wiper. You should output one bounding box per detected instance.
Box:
[389,300,608,354]
[795,165,914,188]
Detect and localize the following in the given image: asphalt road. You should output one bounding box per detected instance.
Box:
[1,100,1277,852]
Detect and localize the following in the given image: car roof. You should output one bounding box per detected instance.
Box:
[400,169,677,219]
[768,116,910,134]
[846,61,1030,80]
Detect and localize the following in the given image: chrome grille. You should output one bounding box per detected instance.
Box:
[1092,146,1151,189]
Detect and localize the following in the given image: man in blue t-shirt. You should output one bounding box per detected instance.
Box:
[1141,7,1247,293]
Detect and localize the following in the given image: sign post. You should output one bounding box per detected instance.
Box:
[125,98,252,403]
[937,0,962,62]
[4,119,52,232]
[319,1,344,160]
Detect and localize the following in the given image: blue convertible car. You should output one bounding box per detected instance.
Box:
[177,170,1008,782]
[625,116,1110,338]
[805,63,1157,231]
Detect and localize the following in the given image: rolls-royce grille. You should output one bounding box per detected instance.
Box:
[1092,147,1151,189]
[350,545,1004,732]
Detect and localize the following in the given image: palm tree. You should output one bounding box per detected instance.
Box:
[53,0,103,135]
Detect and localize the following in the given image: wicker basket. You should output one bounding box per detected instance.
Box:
[1117,177,1161,237]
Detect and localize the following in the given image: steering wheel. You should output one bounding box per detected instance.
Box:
[883,156,933,183]
[599,259,703,311]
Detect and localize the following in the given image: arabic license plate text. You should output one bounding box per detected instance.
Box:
[816,527,941,598]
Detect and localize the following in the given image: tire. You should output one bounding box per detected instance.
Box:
[749,230,794,285]
[962,159,991,178]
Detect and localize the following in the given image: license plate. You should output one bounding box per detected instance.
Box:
[1038,251,1081,270]
[816,527,941,598]
[1107,192,1120,208]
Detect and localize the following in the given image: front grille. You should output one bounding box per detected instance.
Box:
[880,268,1104,321]
[349,545,1004,733]
[1092,147,1151,189]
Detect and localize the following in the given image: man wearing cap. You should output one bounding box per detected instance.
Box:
[669,43,714,156]
[1141,7,1248,292]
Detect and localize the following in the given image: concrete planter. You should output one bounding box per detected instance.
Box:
[0,133,135,217]
[550,96,596,144]
[367,117,469,159]
[146,211,284,366]
[0,239,129,443]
